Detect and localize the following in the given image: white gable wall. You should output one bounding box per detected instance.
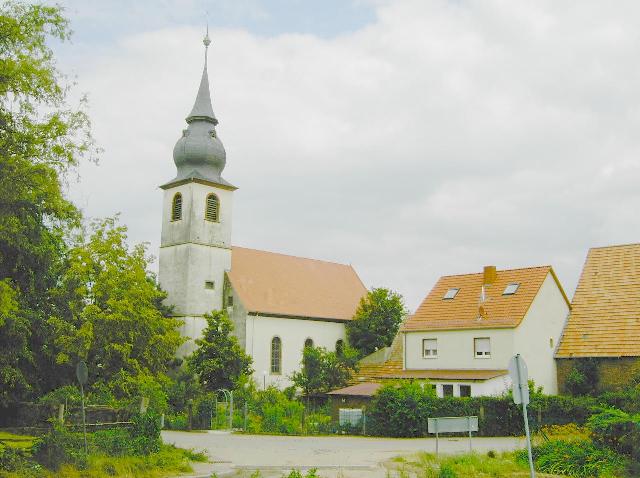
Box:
[513,272,570,395]
[245,315,347,389]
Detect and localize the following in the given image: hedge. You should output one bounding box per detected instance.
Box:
[366,382,637,437]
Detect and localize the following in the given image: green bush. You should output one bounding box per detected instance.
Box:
[0,446,33,472]
[129,412,162,455]
[587,407,640,457]
[92,428,134,456]
[248,387,304,435]
[438,463,458,478]
[165,412,188,430]
[369,382,435,437]
[32,423,87,470]
[519,439,626,477]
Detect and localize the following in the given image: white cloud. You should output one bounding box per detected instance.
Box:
[62,0,640,310]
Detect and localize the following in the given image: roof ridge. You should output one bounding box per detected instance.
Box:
[231,245,353,268]
[589,242,640,251]
[438,265,551,279]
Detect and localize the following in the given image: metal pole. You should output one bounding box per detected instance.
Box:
[435,419,439,456]
[79,382,88,455]
[468,416,472,452]
[516,355,535,478]
[229,391,234,430]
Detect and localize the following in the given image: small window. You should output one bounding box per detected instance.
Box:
[335,339,344,356]
[474,337,491,357]
[171,193,182,221]
[304,338,314,348]
[205,194,219,222]
[227,294,234,307]
[204,281,215,290]
[503,283,519,295]
[423,338,438,358]
[549,337,554,349]
[442,384,454,397]
[459,385,472,397]
[271,337,282,374]
[443,288,459,300]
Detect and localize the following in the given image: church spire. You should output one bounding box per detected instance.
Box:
[167,28,232,188]
[186,27,218,125]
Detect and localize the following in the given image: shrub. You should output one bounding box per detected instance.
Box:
[129,412,162,455]
[32,423,87,470]
[369,382,435,437]
[587,407,640,457]
[520,439,626,478]
[165,412,188,430]
[438,463,457,478]
[0,446,33,472]
[92,428,134,456]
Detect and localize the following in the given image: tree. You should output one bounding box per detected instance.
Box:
[188,310,253,392]
[49,217,183,399]
[346,288,406,357]
[291,345,359,397]
[0,2,97,404]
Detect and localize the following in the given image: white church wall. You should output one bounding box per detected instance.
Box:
[160,182,233,248]
[176,315,208,357]
[159,243,230,316]
[245,315,347,389]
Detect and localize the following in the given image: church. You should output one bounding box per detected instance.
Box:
[158,33,367,388]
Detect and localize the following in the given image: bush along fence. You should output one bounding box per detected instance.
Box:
[364,382,640,438]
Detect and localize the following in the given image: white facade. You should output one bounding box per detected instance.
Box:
[403,271,570,396]
[159,180,234,356]
[244,315,346,389]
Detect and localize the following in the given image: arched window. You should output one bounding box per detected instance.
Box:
[171,193,182,221]
[205,193,219,222]
[304,338,314,349]
[336,339,344,356]
[270,336,282,374]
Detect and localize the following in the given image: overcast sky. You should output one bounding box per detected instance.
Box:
[54,0,640,311]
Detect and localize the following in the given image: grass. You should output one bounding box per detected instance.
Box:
[0,432,36,451]
[0,437,207,478]
[385,451,566,478]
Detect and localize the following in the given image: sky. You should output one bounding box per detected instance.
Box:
[54,0,640,311]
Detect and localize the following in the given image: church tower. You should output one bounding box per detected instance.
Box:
[159,31,236,355]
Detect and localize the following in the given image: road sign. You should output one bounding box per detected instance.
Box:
[508,354,529,405]
[427,416,478,455]
[509,354,535,478]
[76,361,88,386]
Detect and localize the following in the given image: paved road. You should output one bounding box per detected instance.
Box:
[163,431,527,477]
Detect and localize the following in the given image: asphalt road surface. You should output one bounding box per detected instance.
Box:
[163,431,527,477]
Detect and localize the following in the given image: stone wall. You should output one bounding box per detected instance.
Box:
[557,357,640,394]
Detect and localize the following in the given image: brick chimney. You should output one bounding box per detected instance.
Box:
[483,265,497,285]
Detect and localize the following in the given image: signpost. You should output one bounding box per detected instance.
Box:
[509,354,535,478]
[75,361,89,455]
[427,416,478,456]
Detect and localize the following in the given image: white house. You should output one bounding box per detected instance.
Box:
[158,34,366,388]
[354,265,570,397]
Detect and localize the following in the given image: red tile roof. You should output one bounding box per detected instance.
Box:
[228,246,367,321]
[403,266,569,331]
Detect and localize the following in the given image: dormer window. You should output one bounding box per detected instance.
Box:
[503,283,520,295]
[443,288,459,300]
[205,194,219,222]
[171,193,182,221]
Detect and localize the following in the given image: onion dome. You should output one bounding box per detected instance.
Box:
[166,31,233,188]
